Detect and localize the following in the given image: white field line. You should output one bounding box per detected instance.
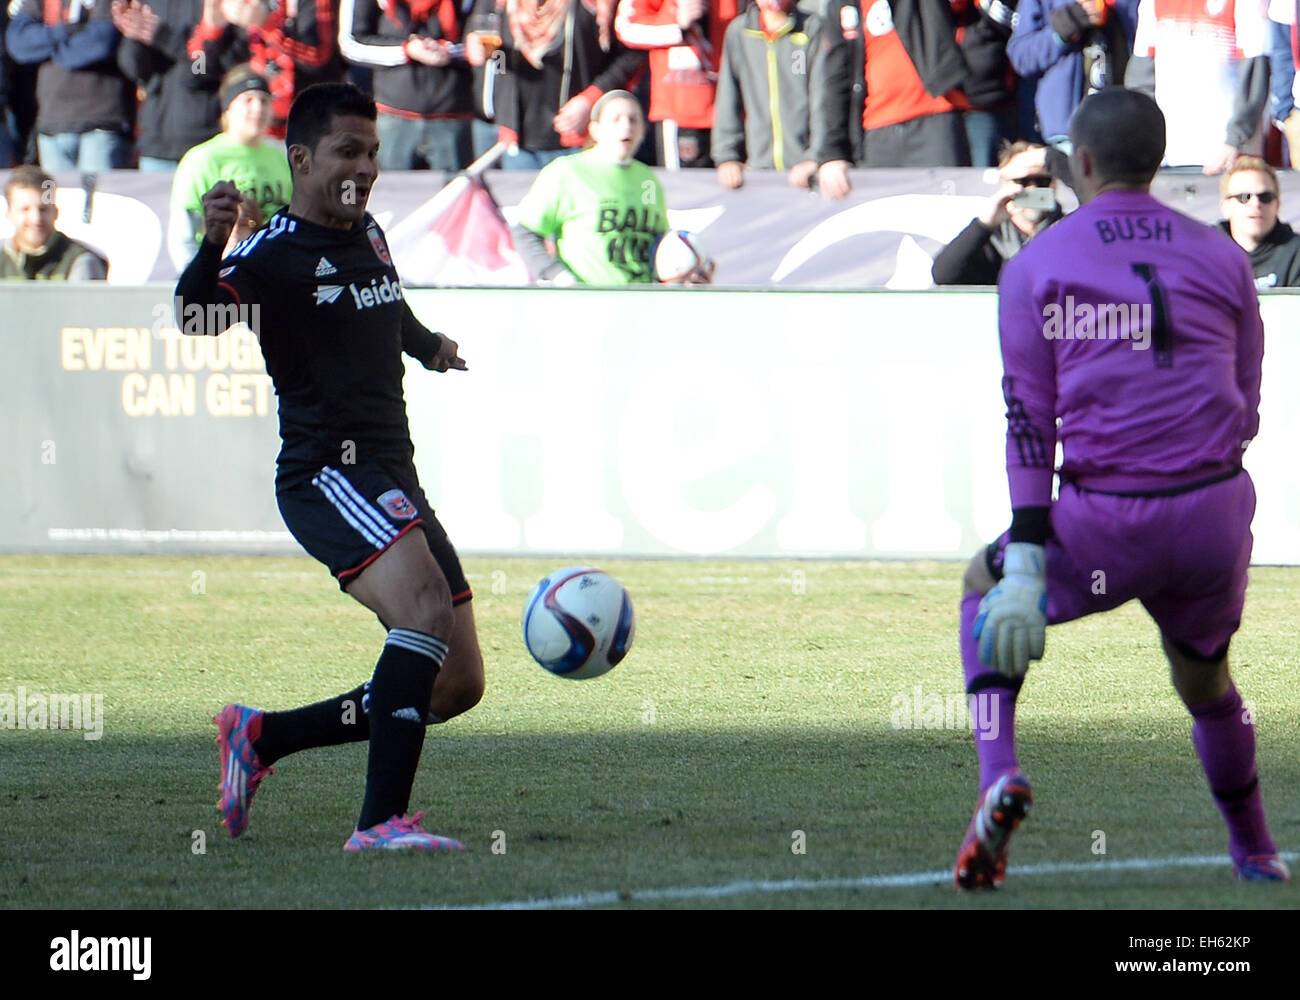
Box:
[421,851,1299,910]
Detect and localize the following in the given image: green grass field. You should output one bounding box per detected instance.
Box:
[1,555,1296,910]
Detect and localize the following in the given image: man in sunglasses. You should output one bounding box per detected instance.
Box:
[1218,156,1300,289]
[932,141,1065,285]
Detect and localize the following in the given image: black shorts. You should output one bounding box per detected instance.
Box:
[277,463,472,603]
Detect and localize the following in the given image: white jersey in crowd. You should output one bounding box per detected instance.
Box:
[1133,0,1269,166]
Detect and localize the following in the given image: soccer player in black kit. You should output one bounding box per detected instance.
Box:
[175,83,485,851]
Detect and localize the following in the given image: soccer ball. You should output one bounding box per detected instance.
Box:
[654,229,713,284]
[521,567,635,679]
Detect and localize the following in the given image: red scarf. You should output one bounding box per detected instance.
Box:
[508,0,614,70]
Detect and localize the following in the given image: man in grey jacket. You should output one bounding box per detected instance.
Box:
[711,0,826,190]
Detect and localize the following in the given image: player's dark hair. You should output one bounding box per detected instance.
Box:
[1069,89,1165,187]
[285,83,377,157]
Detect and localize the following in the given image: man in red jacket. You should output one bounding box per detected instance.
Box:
[614,0,739,167]
[816,0,972,197]
[188,0,347,140]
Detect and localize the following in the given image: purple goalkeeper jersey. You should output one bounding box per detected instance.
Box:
[997,190,1264,508]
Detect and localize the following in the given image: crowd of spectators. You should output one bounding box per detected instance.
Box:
[4,0,1299,180]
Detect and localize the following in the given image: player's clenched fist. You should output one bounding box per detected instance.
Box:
[202,181,243,251]
[972,543,1047,677]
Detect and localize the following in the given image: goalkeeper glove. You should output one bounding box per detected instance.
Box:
[972,542,1047,678]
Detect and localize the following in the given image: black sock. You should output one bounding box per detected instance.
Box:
[357,629,447,831]
[253,683,372,767]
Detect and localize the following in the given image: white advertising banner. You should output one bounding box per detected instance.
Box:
[4,285,1298,562]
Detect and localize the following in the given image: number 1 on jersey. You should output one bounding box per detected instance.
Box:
[1130,262,1172,368]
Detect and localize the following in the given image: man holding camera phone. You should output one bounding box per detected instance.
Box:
[932,140,1065,286]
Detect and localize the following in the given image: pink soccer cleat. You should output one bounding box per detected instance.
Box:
[214,703,273,838]
[344,811,465,852]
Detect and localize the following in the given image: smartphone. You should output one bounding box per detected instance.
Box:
[1013,187,1057,212]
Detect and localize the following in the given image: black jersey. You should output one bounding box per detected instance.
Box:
[176,210,443,489]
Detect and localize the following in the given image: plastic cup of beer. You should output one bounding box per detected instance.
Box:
[469,13,503,57]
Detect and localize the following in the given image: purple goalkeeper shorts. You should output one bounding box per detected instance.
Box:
[986,470,1256,661]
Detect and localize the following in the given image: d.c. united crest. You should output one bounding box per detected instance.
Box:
[367,224,393,265]
[378,489,416,520]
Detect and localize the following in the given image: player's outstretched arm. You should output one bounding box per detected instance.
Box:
[973,256,1057,676]
[400,301,467,372]
[428,335,468,372]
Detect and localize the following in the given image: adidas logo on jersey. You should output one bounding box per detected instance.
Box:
[315,284,346,305]
[348,275,404,310]
[315,257,338,277]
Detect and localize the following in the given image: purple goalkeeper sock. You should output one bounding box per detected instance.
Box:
[1189,683,1276,866]
[961,590,1022,795]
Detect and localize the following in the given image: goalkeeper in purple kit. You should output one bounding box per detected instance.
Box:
[955,88,1288,889]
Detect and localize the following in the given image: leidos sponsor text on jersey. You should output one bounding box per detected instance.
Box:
[348,275,404,310]
[313,275,404,310]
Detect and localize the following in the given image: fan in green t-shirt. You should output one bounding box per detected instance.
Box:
[168,64,293,272]
[512,91,681,286]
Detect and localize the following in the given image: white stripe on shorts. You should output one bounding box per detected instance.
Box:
[312,471,395,550]
[321,467,400,543]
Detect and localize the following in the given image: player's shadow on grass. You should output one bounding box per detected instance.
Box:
[5,727,1295,907]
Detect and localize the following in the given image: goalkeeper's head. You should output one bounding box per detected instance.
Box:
[1067,90,1165,204]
